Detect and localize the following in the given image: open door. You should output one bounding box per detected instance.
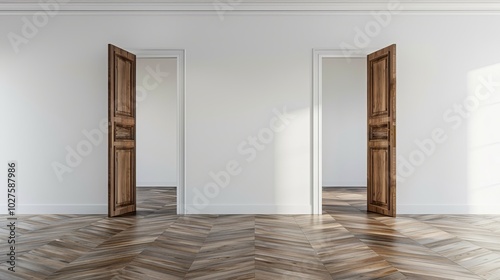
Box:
[108,44,137,217]
[367,44,396,217]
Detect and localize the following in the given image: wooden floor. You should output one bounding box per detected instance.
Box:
[1,187,500,279]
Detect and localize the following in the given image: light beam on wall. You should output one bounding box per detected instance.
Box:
[273,107,310,213]
[467,63,500,213]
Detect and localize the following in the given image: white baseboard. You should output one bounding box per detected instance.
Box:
[137,182,177,187]
[185,204,312,214]
[137,185,177,188]
[0,204,107,215]
[323,185,366,188]
[398,204,500,214]
[6,204,498,215]
[322,181,366,187]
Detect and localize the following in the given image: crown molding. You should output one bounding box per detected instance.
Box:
[1,1,500,14]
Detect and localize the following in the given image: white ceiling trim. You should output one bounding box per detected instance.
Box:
[2,1,500,13]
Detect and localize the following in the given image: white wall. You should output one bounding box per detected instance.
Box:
[322,58,366,187]
[1,8,500,214]
[136,58,177,187]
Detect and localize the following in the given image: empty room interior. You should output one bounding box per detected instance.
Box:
[1,0,500,279]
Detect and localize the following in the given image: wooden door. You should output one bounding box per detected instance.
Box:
[367,44,396,217]
[108,44,137,217]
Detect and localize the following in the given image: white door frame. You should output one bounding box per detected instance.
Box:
[133,49,186,214]
[312,49,370,215]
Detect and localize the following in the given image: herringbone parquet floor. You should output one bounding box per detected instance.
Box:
[1,187,500,279]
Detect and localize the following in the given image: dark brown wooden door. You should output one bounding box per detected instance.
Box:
[367,44,396,217]
[108,44,137,217]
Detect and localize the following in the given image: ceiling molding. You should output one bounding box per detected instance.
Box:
[2,1,500,14]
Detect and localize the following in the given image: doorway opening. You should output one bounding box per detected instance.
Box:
[312,46,397,216]
[136,57,178,214]
[321,57,367,211]
[135,50,185,215]
[312,50,367,214]
[108,46,185,217]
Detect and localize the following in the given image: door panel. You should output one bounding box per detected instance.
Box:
[367,44,396,217]
[371,58,388,115]
[371,148,389,206]
[108,44,137,217]
[115,148,134,207]
[116,57,134,116]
